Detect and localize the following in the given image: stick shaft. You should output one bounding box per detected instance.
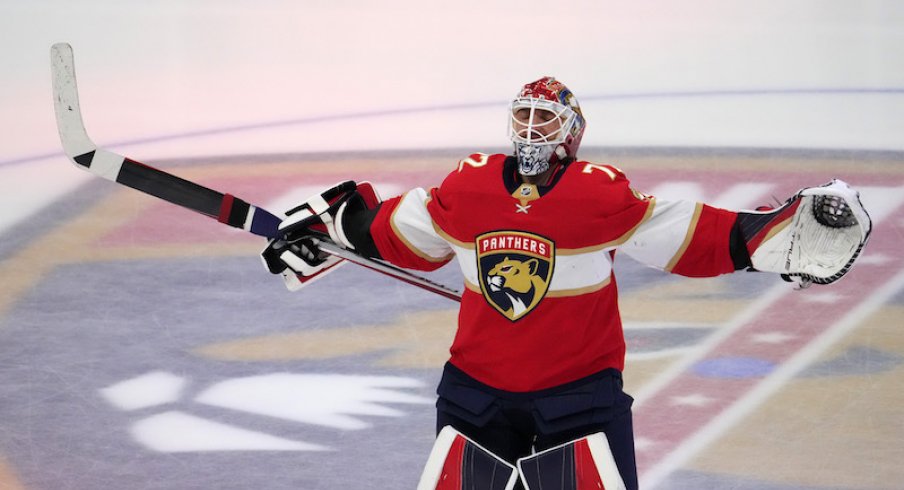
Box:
[49,42,461,302]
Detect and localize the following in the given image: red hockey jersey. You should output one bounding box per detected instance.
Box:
[369,153,738,392]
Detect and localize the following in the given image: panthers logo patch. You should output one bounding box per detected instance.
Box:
[476,231,555,321]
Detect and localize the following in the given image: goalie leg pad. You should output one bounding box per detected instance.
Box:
[517,433,626,490]
[418,426,518,490]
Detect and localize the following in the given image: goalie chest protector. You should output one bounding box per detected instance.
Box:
[376,154,654,392]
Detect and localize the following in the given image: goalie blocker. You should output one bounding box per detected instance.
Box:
[737,179,872,288]
[260,181,383,291]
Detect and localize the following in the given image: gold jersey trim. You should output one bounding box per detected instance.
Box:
[665,202,704,272]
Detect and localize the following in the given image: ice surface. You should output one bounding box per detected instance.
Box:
[1,2,903,489]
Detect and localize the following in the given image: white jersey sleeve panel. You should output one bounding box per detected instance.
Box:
[620,199,702,270]
[389,188,455,262]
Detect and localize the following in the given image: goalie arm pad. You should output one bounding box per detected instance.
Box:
[735,179,872,286]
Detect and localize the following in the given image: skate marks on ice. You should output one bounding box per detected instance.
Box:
[0,150,902,489]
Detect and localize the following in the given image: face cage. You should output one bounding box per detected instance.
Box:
[508,98,577,176]
[508,97,576,146]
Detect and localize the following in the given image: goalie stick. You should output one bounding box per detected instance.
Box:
[50,42,461,303]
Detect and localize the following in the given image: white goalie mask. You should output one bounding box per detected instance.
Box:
[508,77,585,176]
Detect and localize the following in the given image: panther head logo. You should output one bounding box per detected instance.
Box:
[476,231,554,321]
[486,257,547,319]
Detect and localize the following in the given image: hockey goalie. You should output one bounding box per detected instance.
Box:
[261,77,872,490]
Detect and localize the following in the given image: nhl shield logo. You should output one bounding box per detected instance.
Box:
[476,231,555,321]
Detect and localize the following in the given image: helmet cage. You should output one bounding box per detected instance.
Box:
[508,97,577,148]
[508,97,582,176]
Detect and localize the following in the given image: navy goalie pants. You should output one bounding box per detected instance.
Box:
[435,362,638,490]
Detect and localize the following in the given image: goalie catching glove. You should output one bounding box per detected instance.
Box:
[260,181,383,291]
[738,179,872,288]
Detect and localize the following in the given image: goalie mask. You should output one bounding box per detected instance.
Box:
[508,77,586,176]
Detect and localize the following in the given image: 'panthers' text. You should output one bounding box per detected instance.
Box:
[478,234,551,258]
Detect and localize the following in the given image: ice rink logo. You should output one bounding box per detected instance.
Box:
[99,372,432,452]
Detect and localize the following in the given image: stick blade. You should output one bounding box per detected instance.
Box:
[51,42,97,160]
